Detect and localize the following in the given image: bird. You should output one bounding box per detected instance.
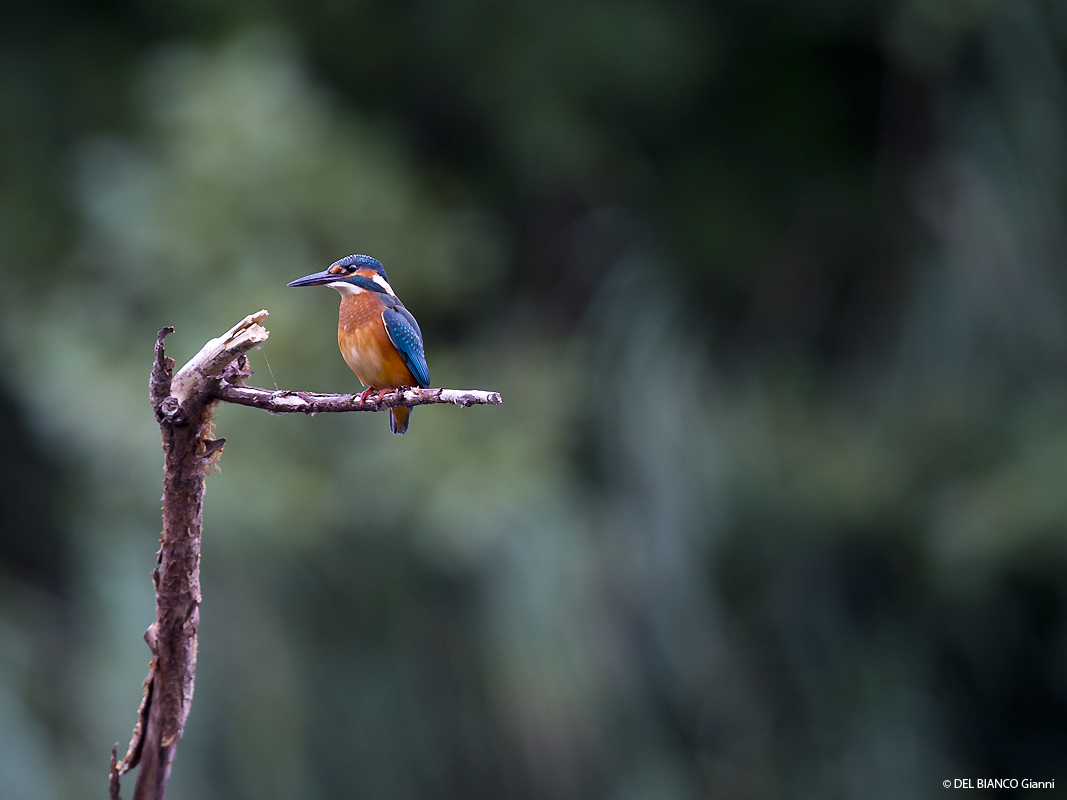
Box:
[287,254,430,434]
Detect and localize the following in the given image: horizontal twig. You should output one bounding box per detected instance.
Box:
[212,383,502,413]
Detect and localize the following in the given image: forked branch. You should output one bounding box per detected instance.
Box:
[109,311,500,800]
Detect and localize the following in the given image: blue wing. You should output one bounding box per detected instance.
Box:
[382,304,431,388]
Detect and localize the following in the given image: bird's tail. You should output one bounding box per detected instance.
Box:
[390,406,411,435]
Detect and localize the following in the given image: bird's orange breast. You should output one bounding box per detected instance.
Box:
[337,292,416,389]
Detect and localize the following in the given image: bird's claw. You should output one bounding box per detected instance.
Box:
[358,387,408,407]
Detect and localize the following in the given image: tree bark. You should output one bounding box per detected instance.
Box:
[135,333,208,798]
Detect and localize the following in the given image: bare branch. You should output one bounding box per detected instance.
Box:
[110,745,122,800]
[113,310,500,800]
[111,664,153,789]
[212,383,502,413]
[149,327,175,411]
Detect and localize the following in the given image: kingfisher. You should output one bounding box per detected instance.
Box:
[287,254,430,434]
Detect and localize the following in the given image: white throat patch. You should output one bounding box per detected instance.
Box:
[328,281,363,296]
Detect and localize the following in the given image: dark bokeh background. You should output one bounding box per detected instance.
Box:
[2,1,1067,797]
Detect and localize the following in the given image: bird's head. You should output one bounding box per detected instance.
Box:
[287,254,396,296]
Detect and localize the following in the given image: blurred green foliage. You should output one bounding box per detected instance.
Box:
[2,0,1067,798]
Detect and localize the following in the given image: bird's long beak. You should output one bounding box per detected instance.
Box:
[286,270,338,287]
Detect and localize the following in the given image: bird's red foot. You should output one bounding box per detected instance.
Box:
[358,387,375,404]
[376,388,395,403]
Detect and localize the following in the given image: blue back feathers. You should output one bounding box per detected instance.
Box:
[381,297,431,388]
